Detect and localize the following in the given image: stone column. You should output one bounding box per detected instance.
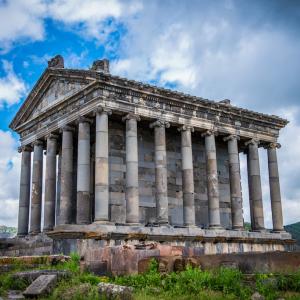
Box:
[202,130,221,229]
[94,108,112,223]
[245,139,265,231]
[55,147,62,225]
[123,113,140,224]
[77,118,91,224]
[59,126,74,225]
[150,120,170,225]
[43,134,58,231]
[17,146,32,236]
[29,140,44,234]
[178,125,195,226]
[266,142,284,232]
[224,135,244,230]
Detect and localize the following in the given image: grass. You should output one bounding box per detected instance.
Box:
[1,254,300,299]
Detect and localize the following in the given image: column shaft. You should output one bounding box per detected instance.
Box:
[55,148,62,225]
[17,147,32,236]
[77,120,91,224]
[267,144,284,231]
[124,114,140,224]
[225,135,243,229]
[180,126,195,226]
[59,127,74,225]
[95,109,111,222]
[29,141,43,234]
[246,140,265,230]
[203,131,221,228]
[44,135,58,231]
[151,120,169,225]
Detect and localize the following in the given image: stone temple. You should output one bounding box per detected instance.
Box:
[3,55,295,274]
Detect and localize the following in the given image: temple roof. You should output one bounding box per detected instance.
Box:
[10,58,289,131]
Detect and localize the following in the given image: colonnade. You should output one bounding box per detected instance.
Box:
[17,111,284,235]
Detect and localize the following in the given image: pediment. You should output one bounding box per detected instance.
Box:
[10,69,94,130]
[27,77,87,120]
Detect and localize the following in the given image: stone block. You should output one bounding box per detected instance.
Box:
[23,274,57,297]
[98,282,133,300]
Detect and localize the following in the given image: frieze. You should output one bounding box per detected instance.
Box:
[15,68,287,142]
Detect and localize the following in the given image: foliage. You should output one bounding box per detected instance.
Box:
[114,259,251,298]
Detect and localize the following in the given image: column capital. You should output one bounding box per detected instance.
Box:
[95,106,112,115]
[177,125,194,132]
[122,113,141,122]
[149,119,170,129]
[32,139,44,147]
[201,129,218,137]
[18,145,32,153]
[245,138,260,147]
[45,133,59,141]
[77,116,93,124]
[223,134,240,142]
[264,142,281,150]
[60,125,75,133]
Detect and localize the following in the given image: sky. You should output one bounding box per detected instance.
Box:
[0,0,300,228]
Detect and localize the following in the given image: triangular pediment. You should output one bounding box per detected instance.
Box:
[27,77,87,120]
[10,68,95,130]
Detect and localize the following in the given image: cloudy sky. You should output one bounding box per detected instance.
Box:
[0,0,299,228]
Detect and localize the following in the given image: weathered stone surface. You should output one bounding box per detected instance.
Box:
[251,292,265,300]
[13,270,70,283]
[98,282,133,300]
[23,274,57,297]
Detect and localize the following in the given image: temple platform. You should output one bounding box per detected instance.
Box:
[0,225,295,275]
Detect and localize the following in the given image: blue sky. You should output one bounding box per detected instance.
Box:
[0,0,300,227]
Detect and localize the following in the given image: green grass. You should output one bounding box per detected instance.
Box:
[2,255,300,299]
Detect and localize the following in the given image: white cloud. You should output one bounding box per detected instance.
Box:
[0,0,46,52]
[0,130,21,227]
[48,0,142,43]
[0,60,27,107]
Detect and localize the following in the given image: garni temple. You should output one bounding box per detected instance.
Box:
[1,55,295,274]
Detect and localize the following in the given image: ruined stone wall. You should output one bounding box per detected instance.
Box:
[106,119,232,228]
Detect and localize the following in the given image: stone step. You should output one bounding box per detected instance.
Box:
[22,274,57,298]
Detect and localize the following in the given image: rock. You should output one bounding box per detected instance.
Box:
[23,274,57,298]
[6,290,25,299]
[173,258,184,272]
[251,292,265,300]
[13,270,70,283]
[98,282,133,300]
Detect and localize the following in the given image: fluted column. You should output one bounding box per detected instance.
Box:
[266,142,284,232]
[94,107,112,222]
[178,125,195,226]
[123,113,140,224]
[77,118,91,224]
[29,140,43,234]
[224,135,244,230]
[202,130,221,229]
[245,139,264,231]
[150,120,170,225]
[17,146,32,236]
[59,126,74,225]
[43,134,58,231]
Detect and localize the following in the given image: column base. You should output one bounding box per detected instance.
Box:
[271,229,286,233]
[17,233,28,237]
[209,225,223,230]
[28,231,41,235]
[123,222,141,226]
[93,220,114,225]
[232,226,245,231]
[183,224,198,228]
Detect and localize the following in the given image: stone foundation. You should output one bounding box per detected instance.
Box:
[0,224,295,275]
